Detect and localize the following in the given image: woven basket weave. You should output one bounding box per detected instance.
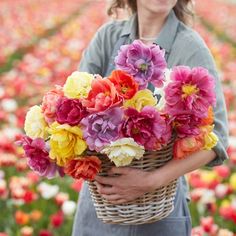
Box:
[87,136,177,225]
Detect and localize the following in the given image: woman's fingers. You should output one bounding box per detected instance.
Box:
[95,181,116,195]
[108,167,130,175]
[108,199,128,204]
[94,175,116,186]
[101,194,121,201]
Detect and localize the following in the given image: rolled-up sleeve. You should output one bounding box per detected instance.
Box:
[182,46,229,166]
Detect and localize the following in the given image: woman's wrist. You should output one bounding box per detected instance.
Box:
[146,168,167,192]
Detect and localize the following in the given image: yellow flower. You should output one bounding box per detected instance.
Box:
[123,89,157,111]
[200,125,218,150]
[48,122,87,166]
[24,105,48,139]
[204,132,218,150]
[63,71,94,99]
[201,170,218,184]
[101,138,145,167]
[229,173,236,191]
[221,199,231,208]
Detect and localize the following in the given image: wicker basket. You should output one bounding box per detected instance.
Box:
[87,136,177,225]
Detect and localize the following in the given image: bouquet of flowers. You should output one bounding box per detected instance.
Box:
[19,39,218,182]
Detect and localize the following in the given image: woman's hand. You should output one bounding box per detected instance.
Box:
[94,167,160,204]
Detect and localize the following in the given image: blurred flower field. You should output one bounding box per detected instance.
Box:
[0,0,236,235]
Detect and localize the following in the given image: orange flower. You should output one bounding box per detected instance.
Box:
[82,78,122,112]
[15,210,30,225]
[173,135,205,160]
[30,210,42,221]
[64,156,101,181]
[201,106,214,125]
[108,70,138,99]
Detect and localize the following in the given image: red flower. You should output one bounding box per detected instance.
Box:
[82,78,122,112]
[71,179,84,192]
[39,230,53,236]
[50,211,64,228]
[219,206,233,220]
[214,165,230,178]
[200,217,214,233]
[23,190,37,204]
[64,156,101,181]
[108,70,138,99]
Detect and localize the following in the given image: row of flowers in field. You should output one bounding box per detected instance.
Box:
[189,17,236,235]
[0,0,88,64]
[195,0,236,40]
[0,0,106,130]
[0,1,106,235]
[194,21,236,138]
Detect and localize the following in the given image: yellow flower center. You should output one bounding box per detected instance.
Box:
[139,63,148,71]
[182,84,199,98]
[132,127,140,134]
[121,85,128,94]
[104,91,110,96]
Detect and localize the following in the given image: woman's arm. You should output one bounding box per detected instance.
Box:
[95,149,216,204]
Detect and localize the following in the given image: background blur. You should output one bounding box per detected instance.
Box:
[0,0,236,235]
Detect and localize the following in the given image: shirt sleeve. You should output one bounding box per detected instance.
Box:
[182,46,229,167]
[78,26,105,75]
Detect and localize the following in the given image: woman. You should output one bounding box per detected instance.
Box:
[72,0,229,235]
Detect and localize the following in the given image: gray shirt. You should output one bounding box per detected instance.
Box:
[72,10,229,236]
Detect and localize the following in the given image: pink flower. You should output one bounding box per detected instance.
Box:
[42,86,64,124]
[18,136,63,179]
[172,112,202,138]
[55,97,88,126]
[165,66,216,118]
[115,40,167,89]
[122,107,171,150]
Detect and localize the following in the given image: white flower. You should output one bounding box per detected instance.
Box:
[218,229,234,236]
[2,127,21,140]
[0,86,4,98]
[154,68,172,111]
[0,170,5,179]
[101,138,145,167]
[24,105,48,139]
[215,184,228,198]
[37,182,59,199]
[62,200,76,216]
[228,136,236,147]
[200,189,215,204]
[0,179,6,191]
[1,98,18,112]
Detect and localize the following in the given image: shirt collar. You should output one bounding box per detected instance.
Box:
[121,9,180,53]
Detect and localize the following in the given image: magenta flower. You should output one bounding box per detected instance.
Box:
[115,40,167,89]
[122,107,172,150]
[80,107,123,151]
[164,66,216,118]
[55,97,88,126]
[172,112,202,138]
[18,136,63,179]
